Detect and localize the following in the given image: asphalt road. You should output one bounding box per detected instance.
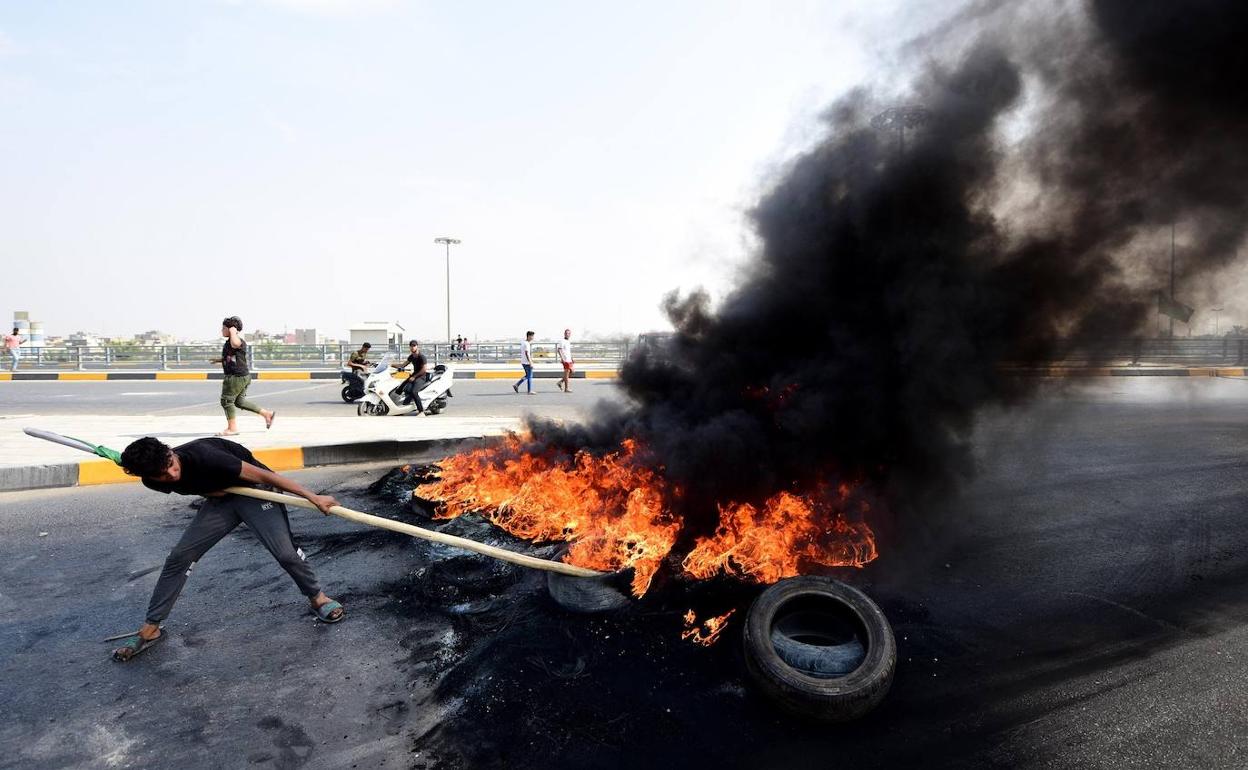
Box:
[0,378,624,419]
[3,377,1248,768]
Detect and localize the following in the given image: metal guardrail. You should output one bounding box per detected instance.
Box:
[11,337,1246,371]
[5,341,634,371]
[1051,338,1248,366]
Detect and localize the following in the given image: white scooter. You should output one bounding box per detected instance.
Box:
[357,358,456,416]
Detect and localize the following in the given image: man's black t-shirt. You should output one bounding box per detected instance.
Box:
[142,438,270,496]
[222,340,249,376]
[406,353,426,376]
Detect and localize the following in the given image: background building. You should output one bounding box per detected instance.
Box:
[135,330,175,346]
[349,321,405,349]
[65,332,102,347]
[11,311,43,347]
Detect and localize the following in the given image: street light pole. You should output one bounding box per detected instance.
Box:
[1212,307,1224,336]
[1169,224,1176,339]
[434,237,461,345]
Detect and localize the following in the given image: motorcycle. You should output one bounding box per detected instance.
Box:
[340,362,371,402]
[358,360,455,416]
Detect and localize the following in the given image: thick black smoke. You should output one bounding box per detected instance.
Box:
[527,0,1248,542]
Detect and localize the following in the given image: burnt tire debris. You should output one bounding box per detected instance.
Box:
[377,462,898,732]
[743,576,896,722]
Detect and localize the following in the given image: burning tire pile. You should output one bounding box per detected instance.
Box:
[372,459,898,723]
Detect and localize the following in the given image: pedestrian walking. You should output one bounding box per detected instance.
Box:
[110,436,345,661]
[557,328,574,393]
[3,327,22,372]
[212,316,274,436]
[513,330,535,394]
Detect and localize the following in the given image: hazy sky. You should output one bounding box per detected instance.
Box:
[0,0,931,341]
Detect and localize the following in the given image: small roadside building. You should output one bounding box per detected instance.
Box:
[349,321,405,350]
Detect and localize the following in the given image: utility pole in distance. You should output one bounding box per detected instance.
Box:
[434,237,461,345]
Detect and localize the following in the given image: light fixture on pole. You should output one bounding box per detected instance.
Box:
[870,105,930,154]
[434,237,461,345]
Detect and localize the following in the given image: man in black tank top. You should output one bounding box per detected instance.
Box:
[212,316,275,436]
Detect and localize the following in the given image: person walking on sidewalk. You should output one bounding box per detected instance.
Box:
[556,328,574,393]
[513,330,535,394]
[212,316,274,436]
[3,327,22,372]
[110,436,345,661]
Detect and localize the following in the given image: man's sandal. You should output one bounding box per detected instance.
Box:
[111,631,165,662]
[311,600,344,624]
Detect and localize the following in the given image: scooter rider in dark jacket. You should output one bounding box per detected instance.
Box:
[391,340,428,406]
[346,342,372,389]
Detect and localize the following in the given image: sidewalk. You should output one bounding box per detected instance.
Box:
[0,414,521,492]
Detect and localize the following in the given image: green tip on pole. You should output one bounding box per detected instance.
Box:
[94,446,123,465]
[63,434,122,465]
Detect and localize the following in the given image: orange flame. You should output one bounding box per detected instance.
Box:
[682,487,877,584]
[420,436,679,595]
[418,434,877,597]
[681,608,737,646]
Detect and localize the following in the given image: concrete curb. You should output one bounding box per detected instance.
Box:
[0,369,618,382]
[0,436,484,494]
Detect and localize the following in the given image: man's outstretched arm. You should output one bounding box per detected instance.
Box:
[238,462,338,513]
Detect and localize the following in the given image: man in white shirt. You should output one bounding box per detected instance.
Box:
[513,330,536,394]
[556,328,574,393]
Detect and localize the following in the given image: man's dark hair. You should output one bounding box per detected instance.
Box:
[526,330,535,338]
[121,437,174,477]
[361,342,371,349]
[222,316,243,331]
[11,327,17,334]
[410,340,419,347]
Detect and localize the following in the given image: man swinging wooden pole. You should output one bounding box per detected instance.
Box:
[109,435,345,661]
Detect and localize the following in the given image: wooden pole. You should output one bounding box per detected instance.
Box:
[22,428,603,579]
[224,486,603,578]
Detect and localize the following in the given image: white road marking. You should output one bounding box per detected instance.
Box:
[120,392,176,396]
[148,382,333,413]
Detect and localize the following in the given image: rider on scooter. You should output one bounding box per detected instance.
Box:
[345,342,372,389]
[391,340,429,406]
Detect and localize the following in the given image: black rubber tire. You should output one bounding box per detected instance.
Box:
[768,609,868,673]
[545,570,633,613]
[341,385,357,403]
[743,576,895,722]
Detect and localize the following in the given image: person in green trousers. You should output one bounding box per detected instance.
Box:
[212,316,275,436]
